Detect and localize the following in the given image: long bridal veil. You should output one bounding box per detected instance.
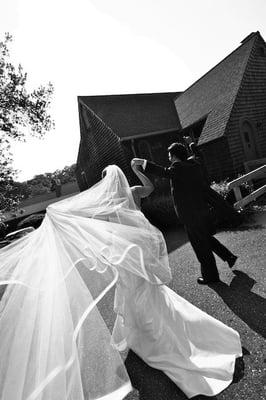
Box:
[0,165,172,400]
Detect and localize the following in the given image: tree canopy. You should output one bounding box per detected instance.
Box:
[25,164,77,197]
[0,33,54,219]
[0,33,54,140]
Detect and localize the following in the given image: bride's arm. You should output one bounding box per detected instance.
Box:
[131,161,154,198]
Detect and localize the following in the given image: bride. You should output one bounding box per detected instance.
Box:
[0,164,242,400]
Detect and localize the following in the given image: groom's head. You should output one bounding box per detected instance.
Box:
[168,143,188,163]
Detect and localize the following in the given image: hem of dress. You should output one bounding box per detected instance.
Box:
[185,354,242,399]
[97,382,133,400]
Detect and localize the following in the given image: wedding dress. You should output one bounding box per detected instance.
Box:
[0,165,242,400]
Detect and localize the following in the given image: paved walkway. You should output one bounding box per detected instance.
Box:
[121,211,266,400]
[0,211,265,399]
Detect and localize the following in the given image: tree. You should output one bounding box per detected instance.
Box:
[53,164,76,184]
[1,164,76,203]
[24,164,76,197]
[0,32,54,222]
[0,33,54,139]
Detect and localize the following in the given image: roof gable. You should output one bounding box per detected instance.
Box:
[78,92,181,139]
[175,32,260,144]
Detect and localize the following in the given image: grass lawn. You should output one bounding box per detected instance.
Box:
[123,211,266,400]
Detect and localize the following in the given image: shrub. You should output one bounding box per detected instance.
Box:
[211,176,253,206]
[211,179,230,199]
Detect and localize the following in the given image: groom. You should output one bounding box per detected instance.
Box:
[132,143,238,284]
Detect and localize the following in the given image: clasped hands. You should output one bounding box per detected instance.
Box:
[131,158,145,172]
[131,158,145,168]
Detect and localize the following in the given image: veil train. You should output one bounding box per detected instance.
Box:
[0,165,171,400]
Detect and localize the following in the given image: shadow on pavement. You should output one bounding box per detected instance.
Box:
[222,224,265,233]
[162,225,188,253]
[232,355,245,383]
[125,350,223,400]
[223,211,266,232]
[210,270,266,338]
[125,350,189,400]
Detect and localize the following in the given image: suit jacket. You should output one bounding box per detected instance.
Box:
[145,160,210,226]
[187,143,240,224]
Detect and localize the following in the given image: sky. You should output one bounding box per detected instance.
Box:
[1,0,266,181]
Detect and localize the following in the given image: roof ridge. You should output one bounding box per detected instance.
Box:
[79,99,116,133]
[78,91,180,100]
[174,31,260,102]
[241,31,261,44]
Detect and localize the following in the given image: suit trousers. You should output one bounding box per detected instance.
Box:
[185,218,234,281]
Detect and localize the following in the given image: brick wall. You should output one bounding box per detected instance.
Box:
[200,138,234,182]
[76,102,130,190]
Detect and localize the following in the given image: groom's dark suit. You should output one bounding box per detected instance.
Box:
[145,159,234,281]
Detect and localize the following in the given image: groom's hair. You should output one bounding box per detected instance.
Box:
[168,143,188,161]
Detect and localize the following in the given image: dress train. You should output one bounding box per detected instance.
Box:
[112,272,242,398]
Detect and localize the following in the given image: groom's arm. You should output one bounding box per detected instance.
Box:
[145,160,171,178]
[132,158,171,178]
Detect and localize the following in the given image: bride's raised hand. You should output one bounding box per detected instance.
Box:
[131,158,144,166]
[131,159,144,172]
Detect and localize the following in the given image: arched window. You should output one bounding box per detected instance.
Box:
[239,118,258,161]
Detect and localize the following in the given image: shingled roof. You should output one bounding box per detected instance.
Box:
[174,32,262,145]
[78,92,181,139]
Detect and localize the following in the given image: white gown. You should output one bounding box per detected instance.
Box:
[113,273,242,398]
[112,191,242,399]
[0,165,242,400]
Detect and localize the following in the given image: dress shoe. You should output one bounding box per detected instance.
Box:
[227,255,238,269]
[197,277,220,285]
